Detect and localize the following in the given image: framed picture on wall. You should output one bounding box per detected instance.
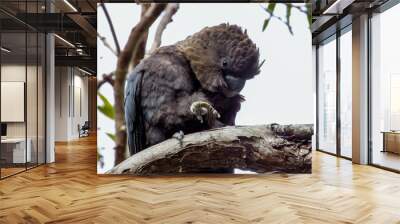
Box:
[97,3,314,175]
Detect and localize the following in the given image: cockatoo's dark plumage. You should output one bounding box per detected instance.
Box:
[125,23,262,155]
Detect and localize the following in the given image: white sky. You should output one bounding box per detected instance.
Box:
[97,3,313,172]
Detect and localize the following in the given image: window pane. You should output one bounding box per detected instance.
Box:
[340,29,352,158]
[27,31,38,169]
[371,4,400,171]
[318,37,337,154]
[38,32,45,165]
[1,31,27,177]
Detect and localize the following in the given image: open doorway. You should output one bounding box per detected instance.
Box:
[54,66,96,144]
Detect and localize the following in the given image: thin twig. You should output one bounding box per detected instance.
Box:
[97,32,118,56]
[148,3,179,55]
[97,72,114,90]
[100,3,121,55]
[261,3,308,35]
[292,5,308,14]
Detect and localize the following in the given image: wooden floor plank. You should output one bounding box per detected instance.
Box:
[0,134,399,223]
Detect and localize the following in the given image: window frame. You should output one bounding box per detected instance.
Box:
[315,23,353,161]
[367,0,400,173]
[0,0,48,180]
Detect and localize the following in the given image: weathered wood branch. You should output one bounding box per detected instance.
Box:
[107,124,313,175]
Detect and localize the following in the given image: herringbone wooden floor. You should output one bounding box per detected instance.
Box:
[1,135,400,224]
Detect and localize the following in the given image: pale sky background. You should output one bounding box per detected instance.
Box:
[97,3,313,173]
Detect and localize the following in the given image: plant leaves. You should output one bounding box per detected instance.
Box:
[262,19,271,31]
[306,3,312,27]
[286,4,292,18]
[106,132,116,142]
[262,3,276,31]
[286,4,292,23]
[98,93,115,120]
[265,3,276,14]
[261,3,311,34]
[286,4,293,35]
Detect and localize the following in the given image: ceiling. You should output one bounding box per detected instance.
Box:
[0,0,99,74]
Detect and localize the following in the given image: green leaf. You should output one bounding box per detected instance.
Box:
[265,3,276,14]
[106,132,116,142]
[262,3,276,32]
[306,4,312,27]
[97,93,115,120]
[286,4,293,35]
[286,4,292,23]
[262,19,271,31]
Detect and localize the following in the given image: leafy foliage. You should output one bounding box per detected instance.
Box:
[262,4,276,31]
[98,93,116,143]
[286,4,293,34]
[106,133,116,141]
[98,93,115,120]
[262,3,311,35]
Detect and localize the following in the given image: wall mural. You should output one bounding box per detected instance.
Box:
[97,3,313,175]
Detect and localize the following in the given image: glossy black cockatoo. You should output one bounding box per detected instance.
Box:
[125,23,263,155]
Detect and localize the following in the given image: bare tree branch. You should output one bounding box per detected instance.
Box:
[97,32,118,56]
[113,3,167,166]
[100,3,121,55]
[97,72,114,90]
[132,3,151,67]
[149,3,179,54]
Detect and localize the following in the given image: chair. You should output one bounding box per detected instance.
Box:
[79,121,90,138]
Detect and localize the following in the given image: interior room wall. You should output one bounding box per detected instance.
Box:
[72,73,89,137]
[1,64,36,138]
[54,66,89,141]
[55,66,69,141]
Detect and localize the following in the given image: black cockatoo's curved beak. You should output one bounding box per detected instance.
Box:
[224,75,246,97]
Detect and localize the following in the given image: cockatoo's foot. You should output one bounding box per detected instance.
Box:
[190,101,221,127]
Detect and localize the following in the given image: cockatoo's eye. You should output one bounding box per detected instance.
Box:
[221,58,228,68]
